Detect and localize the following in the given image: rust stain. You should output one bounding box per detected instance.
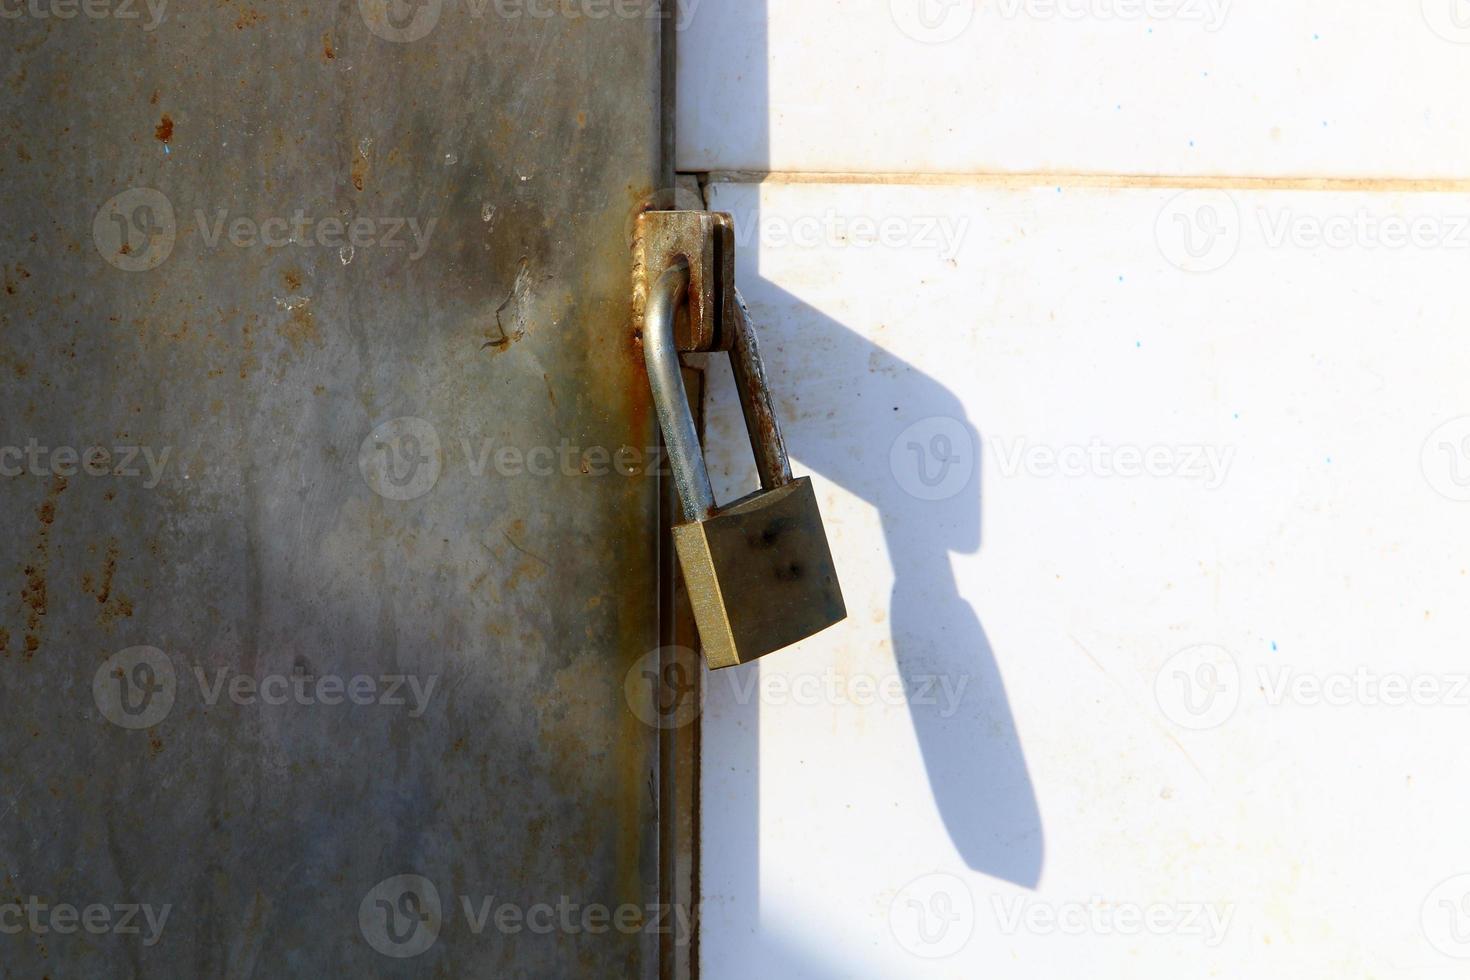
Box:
[154,114,173,144]
[322,32,336,60]
[278,304,320,354]
[149,89,159,105]
[234,7,264,29]
[0,628,7,654]
[84,541,119,605]
[350,148,368,192]
[19,476,65,659]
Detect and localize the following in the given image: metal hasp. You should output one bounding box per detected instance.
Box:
[636,211,846,670]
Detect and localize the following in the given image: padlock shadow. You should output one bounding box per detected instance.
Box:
[701,275,1044,892]
[683,7,1042,973]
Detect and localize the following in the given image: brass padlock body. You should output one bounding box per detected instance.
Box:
[673,478,845,670]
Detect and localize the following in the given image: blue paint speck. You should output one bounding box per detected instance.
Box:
[1271,641,1278,652]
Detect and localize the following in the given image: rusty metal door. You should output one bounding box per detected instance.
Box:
[1,3,671,974]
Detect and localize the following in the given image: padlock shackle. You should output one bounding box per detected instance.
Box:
[645,262,717,523]
[728,289,795,491]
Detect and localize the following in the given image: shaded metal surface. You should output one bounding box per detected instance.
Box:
[0,5,664,976]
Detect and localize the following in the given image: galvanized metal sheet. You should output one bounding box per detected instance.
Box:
[1,3,664,974]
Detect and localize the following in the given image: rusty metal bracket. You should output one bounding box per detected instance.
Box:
[635,209,791,508]
[633,210,736,352]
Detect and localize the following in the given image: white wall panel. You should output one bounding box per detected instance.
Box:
[697,177,1470,978]
[677,1,1470,178]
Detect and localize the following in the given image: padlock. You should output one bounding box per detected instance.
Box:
[644,262,846,670]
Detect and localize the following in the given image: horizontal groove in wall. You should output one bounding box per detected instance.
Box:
[699,170,1470,194]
